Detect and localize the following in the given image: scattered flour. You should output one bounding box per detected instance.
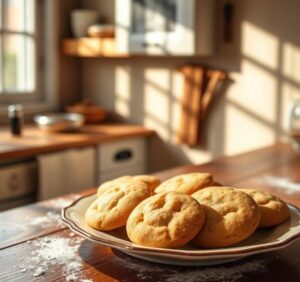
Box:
[261,176,300,195]
[20,268,27,273]
[164,260,267,282]
[116,255,268,282]
[41,194,81,209]
[33,267,46,277]
[27,211,65,228]
[66,273,78,281]
[20,235,92,282]
[24,195,81,229]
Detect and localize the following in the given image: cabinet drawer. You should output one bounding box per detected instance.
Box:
[0,162,37,200]
[98,137,146,172]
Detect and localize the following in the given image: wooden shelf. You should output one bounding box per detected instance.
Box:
[62,38,129,58]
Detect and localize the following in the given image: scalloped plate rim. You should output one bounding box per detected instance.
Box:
[61,193,300,263]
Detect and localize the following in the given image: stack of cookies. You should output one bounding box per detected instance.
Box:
[85,173,290,249]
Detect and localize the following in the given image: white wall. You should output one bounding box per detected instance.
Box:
[82,0,300,172]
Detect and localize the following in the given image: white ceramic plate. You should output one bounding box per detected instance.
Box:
[61,194,300,266]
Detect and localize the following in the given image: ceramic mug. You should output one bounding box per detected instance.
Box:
[71,10,99,38]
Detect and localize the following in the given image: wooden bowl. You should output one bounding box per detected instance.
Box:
[66,105,107,124]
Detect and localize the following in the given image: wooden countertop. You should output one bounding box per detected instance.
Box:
[0,124,155,160]
[1,142,300,281]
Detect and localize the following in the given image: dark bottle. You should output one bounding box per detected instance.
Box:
[8,104,24,136]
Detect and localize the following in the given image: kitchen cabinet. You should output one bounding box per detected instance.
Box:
[38,147,96,200]
[115,0,217,55]
[0,160,38,211]
[97,137,147,183]
[37,136,148,199]
[0,125,154,204]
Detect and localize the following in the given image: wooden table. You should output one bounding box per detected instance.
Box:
[1,142,300,282]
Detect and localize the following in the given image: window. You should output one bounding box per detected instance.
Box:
[0,0,41,102]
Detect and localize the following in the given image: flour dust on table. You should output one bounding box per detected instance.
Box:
[116,254,269,282]
[26,195,82,229]
[20,235,93,282]
[39,194,81,209]
[27,211,65,229]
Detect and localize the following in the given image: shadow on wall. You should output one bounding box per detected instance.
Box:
[218,0,300,156]
[201,0,300,158]
[112,58,232,172]
[83,0,300,172]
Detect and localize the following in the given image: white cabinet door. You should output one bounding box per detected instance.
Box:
[38,147,96,200]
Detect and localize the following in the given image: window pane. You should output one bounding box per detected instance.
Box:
[3,0,35,33]
[3,34,35,92]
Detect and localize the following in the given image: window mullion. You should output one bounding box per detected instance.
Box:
[0,29,36,38]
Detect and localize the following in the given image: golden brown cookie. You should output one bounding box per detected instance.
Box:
[238,188,290,228]
[97,175,160,195]
[154,173,215,195]
[192,187,261,248]
[126,192,205,248]
[86,180,150,231]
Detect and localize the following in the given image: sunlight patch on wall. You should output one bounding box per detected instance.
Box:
[229,59,277,124]
[283,42,300,84]
[225,103,275,156]
[144,69,170,140]
[170,70,184,141]
[242,21,279,70]
[114,66,131,118]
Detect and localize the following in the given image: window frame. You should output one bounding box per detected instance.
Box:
[0,0,43,103]
[0,0,59,115]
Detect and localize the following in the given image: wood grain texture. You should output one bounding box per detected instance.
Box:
[177,66,193,144]
[201,71,223,120]
[176,65,226,146]
[154,142,299,184]
[177,66,205,146]
[62,38,129,58]
[1,142,300,282]
[0,190,95,249]
[0,124,154,160]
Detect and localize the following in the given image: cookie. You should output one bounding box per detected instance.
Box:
[98,175,160,195]
[126,192,205,248]
[86,180,150,231]
[192,187,261,248]
[154,173,215,195]
[238,188,290,228]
